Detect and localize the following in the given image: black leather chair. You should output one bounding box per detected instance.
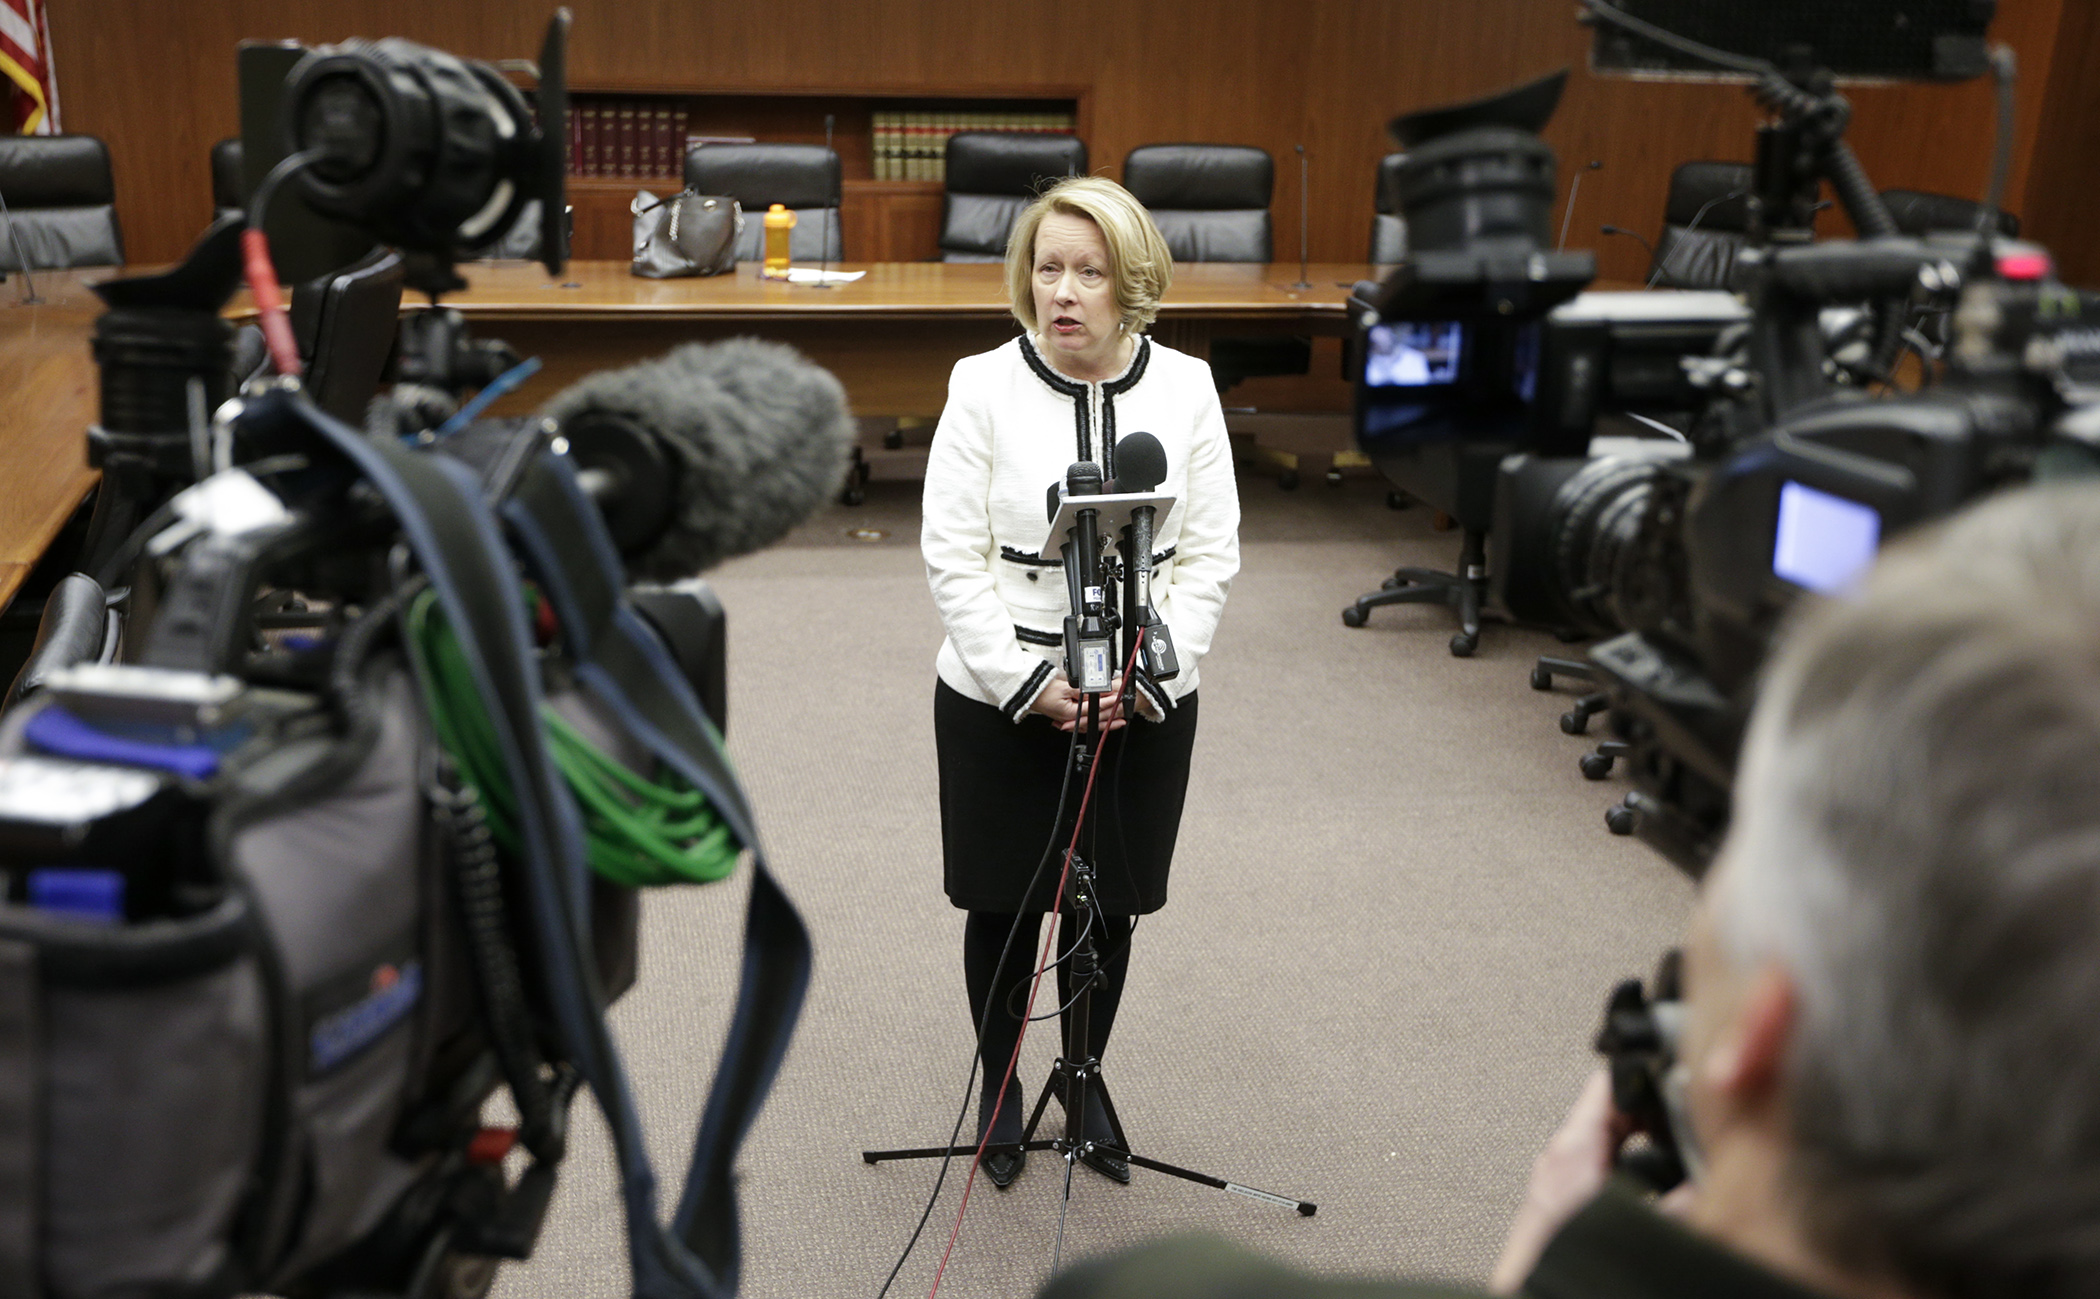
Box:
[1122,144,1273,263]
[1370,153,1407,264]
[211,137,244,223]
[0,134,123,272]
[684,142,842,263]
[1880,188,2019,239]
[1650,161,1754,291]
[940,132,1087,263]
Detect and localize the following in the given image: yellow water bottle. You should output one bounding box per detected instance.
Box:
[763,204,795,277]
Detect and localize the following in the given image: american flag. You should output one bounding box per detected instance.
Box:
[0,0,57,135]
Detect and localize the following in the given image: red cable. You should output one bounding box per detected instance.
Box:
[927,629,1144,1298]
[240,227,303,379]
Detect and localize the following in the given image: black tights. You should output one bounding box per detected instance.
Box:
[963,908,1132,1103]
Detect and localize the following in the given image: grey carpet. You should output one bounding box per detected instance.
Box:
[493,469,1694,1299]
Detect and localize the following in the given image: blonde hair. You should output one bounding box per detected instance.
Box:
[1004,176,1174,336]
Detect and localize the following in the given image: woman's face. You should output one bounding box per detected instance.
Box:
[1031,212,1123,377]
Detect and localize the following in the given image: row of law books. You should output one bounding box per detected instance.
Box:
[873,110,1078,183]
[568,99,694,179]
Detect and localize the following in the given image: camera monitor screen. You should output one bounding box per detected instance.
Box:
[1356,320,1538,445]
[1588,1,1995,83]
[1772,481,1881,594]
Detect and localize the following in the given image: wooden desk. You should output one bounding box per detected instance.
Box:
[441,260,1370,416]
[0,260,1371,612]
[0,271,107,612]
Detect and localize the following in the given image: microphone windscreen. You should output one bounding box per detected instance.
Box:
[1066,461,1103,496]
[539,338,855,579]
[1113,432,1167,493]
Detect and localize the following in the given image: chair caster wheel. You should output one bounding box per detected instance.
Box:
[882,428,904,450]
[1381,575,1404,591]
[1559,710,1588,736]
[1449,631,1477,657]
[841,484,866,506]
[1530,665,1553,691]
[1580,752,1615,781]
[857,459,872,484]
[1605,804,1637,835]
[1341,606,1368,628]
[1278,470,1300,490]
[1386,491,1411,510]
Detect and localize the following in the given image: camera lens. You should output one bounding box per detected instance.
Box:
[299,75,385,183]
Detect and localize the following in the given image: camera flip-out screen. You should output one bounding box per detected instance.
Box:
[1355,320,1539,445]
[1772,480,1882,594]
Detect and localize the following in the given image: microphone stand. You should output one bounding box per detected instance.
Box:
[1291,144,1311,290]
[810,113,839,290]
[0,182,44,305]
[861,476,1314,1271]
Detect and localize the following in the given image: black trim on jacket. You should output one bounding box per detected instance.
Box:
[1017,335,1091,461]
[1003,658,1056,722]
[1013,626,1062,647]
[1099,336,1152,482]
[999,546,1063,568]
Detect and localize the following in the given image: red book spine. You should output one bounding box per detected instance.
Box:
[581,105,600,177]
[617,104,636,178]
[568,105,582,175]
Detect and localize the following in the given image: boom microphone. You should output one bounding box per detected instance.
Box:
[538,338,856,580]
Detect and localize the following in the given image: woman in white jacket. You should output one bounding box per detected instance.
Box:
[921,177,1240,1188]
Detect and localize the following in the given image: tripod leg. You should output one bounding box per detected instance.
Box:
[1052,1144,1078,1273]
[1092,1073,1130,1150]
[1020,1075,1056,1142]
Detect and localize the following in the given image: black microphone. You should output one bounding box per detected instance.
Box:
[1054,460,1113,695]
[1602,224,1672,285]
[1111,432,1178,682]
[1560,160,1601,252]
[538,338,856,580]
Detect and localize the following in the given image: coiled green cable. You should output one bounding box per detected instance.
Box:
[405,587,740,887]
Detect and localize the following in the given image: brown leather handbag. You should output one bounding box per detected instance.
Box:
[630,189,741,278]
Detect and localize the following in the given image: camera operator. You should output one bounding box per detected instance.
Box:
[1044,482,2100,1299]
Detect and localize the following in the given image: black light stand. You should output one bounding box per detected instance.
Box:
[861,478,1313,1273]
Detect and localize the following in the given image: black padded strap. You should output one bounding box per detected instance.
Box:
[0,939,34,1297]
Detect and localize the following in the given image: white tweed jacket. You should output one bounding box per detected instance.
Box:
[922,333,1241,722]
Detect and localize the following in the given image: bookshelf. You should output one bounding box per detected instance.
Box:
[561,87,1086,262]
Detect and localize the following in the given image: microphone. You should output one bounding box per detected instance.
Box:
[538,338,856,580]
[1053,461,1113,695]
[1292,144,1311,290]
[1559,160,1601,253]
[1111,432,1177,682]
[816,113,836,288]
[1602,223,1672,286]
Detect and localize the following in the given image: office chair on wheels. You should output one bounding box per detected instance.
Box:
[1340,439,1504,656]
[0,134,124,272]
[939,131,1086,262]
[683,142,843,263]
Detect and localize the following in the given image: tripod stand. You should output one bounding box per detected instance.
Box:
[861,695,1315,1265]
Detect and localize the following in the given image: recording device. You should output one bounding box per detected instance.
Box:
[0,15,844,1299]
[1485,2,2100,874]
[1054,461,1114,694]
[1594,948,1692,1192]
[245,13,570,293]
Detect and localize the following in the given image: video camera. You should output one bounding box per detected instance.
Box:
[0,13,850,1299]
[1354,0,2100,875]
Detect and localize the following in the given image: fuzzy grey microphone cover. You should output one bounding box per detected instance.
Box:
[540,338,856,578]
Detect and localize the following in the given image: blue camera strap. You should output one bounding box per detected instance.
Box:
[283,391,810,1299]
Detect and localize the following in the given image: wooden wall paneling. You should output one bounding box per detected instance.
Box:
[2018,0,2100,285]
[47,0,2090,277]
[841,183,945,262]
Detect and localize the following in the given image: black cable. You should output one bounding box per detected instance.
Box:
[246,149,325,238]
[873,720,1084,1299]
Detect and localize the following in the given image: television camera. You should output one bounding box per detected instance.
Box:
[0,13,849,1299]
[1353,0,2100,876]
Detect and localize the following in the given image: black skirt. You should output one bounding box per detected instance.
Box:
[935,678,1198,915]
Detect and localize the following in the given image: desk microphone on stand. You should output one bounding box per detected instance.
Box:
[1558,159,1601,253]
[1292,144,1311,290]
[813,112,838,290]
[0,182,44,305]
